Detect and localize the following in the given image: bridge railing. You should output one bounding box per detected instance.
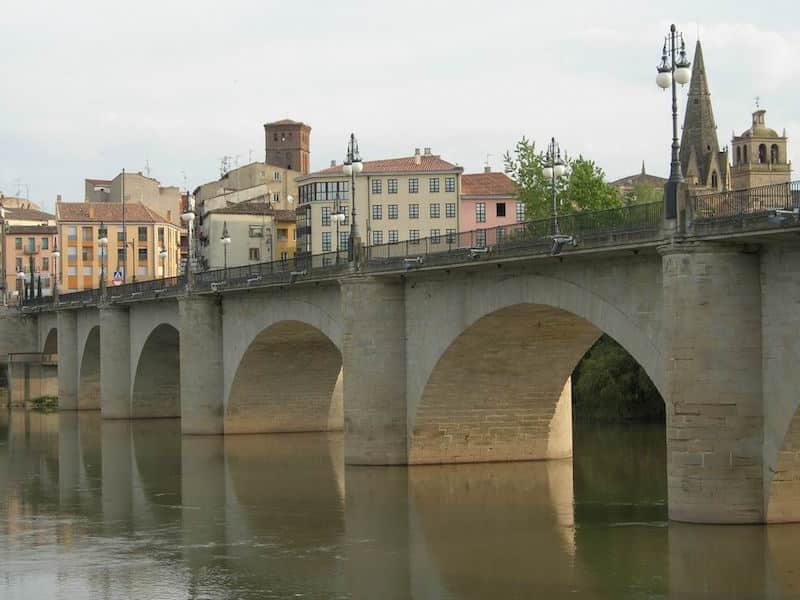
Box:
[690,180,800,233]
[106,276,184,302]
[365,201,664,267]
[193,250,350,292]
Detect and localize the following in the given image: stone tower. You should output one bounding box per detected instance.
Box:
[264,119,311,175]
[679,40,729,192]
[730,109,791,190]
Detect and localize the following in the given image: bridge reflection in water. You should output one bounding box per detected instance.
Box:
[1,411,799,598]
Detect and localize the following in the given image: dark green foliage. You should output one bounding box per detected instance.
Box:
[572,335,664,422]
[30,395,58,412]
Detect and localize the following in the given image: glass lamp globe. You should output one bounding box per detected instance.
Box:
[352,160,364,174]
[554,163,567,177]
[342,163,353,176]
[656,70,672,89]
[674,66,691,85]
[181,211,195,223]
[542,166,554,179]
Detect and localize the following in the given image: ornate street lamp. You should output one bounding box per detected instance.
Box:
[656,24,692,220]
[542,137,574,255]
[220,221,231,270]
[181,199,196,285]
[159,247,168,280]
[51,237,60,302]
[16,271,25,306]
[341,133,363,264]
[98,222,108,297]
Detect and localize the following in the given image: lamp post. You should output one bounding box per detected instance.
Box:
[51,237,60,303]
[542,137,568,237]
[16,271,25,306]
[656,24,692,220]
[341,133,363,265]
[98,222,108,299]
[159,247,168,280]
[220,221,231,270]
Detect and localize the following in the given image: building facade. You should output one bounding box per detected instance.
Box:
[85,171,182,225]
[199,202,296,270]
[296,148,462,256]
[56,202,181,292]
[459,169,521,238]
[730,109,791,190]
[194,162,301,216]
[0,205,58,303]
[264,119,311,175]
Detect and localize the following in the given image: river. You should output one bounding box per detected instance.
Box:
[0,410,798,599]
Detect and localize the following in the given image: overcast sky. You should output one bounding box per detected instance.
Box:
[2,1,799,212]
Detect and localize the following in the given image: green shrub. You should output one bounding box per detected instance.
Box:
[30,395,58,412]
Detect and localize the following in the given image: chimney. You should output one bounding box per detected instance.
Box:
[484,165,492,173]
[414,147,421,165]
[423,147,431,155]
[56,194,62,204]
[330,160,336,167]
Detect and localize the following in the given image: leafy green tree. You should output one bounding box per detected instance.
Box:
[623,183,664,206]
[504,138,623,221]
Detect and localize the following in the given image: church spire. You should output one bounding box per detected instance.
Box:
[679,40,721,187]
[641,160,646,175]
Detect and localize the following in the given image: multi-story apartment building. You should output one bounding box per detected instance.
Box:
[56,202,181,292]
[459,169,521,240]
[296,148,462,256]
[200,201,296,270]
[0,206,58,303]
[85,170,182,225]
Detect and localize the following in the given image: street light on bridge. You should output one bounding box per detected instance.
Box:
[542,137,575,255]
[341,133,363,265]
[159,247,168,280]
[656,24,692,220]
[220,221,231,270]
[98,222,108,298]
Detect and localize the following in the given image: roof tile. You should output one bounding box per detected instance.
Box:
[460,172,516,196]
[56,202,174,224]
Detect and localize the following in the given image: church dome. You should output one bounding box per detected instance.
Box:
[743,125,780,139]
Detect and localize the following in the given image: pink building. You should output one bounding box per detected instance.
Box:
[459,170,521,240]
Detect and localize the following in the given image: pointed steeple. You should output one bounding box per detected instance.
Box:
[679,40,721,188]
[641,160,646,175]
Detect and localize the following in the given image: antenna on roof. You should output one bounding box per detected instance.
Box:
[144,158,151,178]
[220,156,232,178]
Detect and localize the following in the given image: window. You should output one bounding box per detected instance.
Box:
[138,248,147,262]
[758,144,767,164]
[446,203,456,218]
[516,202,525,222]
[42,257,50,272]
[743,146,748,163]
[446,228,457,244]
[277,228,288,241]
[771,144,780,164]
[14,238,21,250]
[408,178,419,193]
[117,230,125,242]
[388,179,398,194]
[476,202,486,223]
[339,205,349,225]
[27,238,35,253]
[476,229,487,247]
[117,248,125,263]
[388,204,399,219]
[67,266,77,276]
[273,171,281,182]
[41,237,49,250]
[388,229,399,243]
[82,266,92,276]
[431,229,441,244]
[249,248,260,261]
[430,203,441,218]
[322,232,332,252]
[372,230,383,244]
[249,225,264,238]
[409,204,419,219]
[339,232,349,251]
[736,147,742,165]
[445,176,456,193]
[138,227,147,242]
[67,227,77,241]
[322,206,331,226]
[158,227,165,244]
[67,246,77,260]
[711,171,718,188]
[429,178,440,193]
[496,202,506,217]
[372,179,382,194]
[15,258,22,272]
[82,226,92,242]
[81,247,92,262]
[273,192,280,204]
[409,229,420,244]
[372,205,382,220]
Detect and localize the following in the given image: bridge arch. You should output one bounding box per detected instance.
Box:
[407,268,663,464]
[131,323,181,418]
[42,327,57,354]
[77,325,100,410]
[225,319,343,434]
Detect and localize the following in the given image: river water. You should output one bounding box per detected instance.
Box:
[0,410,798,599]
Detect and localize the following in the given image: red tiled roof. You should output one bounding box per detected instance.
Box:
[461,172,516,196]
[6,225,57,235]
[303,154,461,178]
[3,206,56,221]
[208,202,296,221]
[56,202,173,224]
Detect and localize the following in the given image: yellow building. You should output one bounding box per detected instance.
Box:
[56,202,182,292]
[296,148,462,257]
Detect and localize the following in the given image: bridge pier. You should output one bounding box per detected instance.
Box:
[662,242,765,523]
[57,311,79,410]
[100,306,131,419]
[179,295,224,434]
[342,277,407,465]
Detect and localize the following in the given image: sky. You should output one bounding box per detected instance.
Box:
[2,0,800,212]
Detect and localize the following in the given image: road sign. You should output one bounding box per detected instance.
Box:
[112,270,123,286]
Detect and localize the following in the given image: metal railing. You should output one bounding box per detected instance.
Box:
[691,180,800,232]
[106,276,184,302]
[365,201,664,267]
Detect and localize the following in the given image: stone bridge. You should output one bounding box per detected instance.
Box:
[11,189,800,525]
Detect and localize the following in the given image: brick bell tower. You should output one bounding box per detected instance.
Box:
[264,119,311,175]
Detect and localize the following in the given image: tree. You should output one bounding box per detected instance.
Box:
[504,138,622,221]
[623,183,664,206]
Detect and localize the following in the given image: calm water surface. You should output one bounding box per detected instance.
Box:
[1,410,799,599]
